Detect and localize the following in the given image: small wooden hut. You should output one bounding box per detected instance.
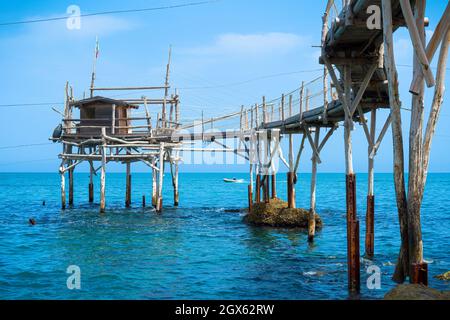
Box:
[71,96,138,136]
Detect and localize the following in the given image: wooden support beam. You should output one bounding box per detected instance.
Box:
[287,172,295,209]
[366,109,376,259]
[126,161,132,208]
[399,0,435,89]
[304,126,322,164]
[100,128,107,213]
[156,143,165,213]
[369,114,392,159]
[382,0,410,283]
[349,64,378,117]
[322,56,352,123]
[256,174,261,203]
[152,158,157,207]
[410,1,450,94]
[293,135,306,176]
[173,157,179,207]
[308,127,320,242]
[69,166,74,206]
[60,163,66,210]
[411,263,428,286]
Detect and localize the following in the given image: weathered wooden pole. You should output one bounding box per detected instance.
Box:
[382,0,410,283]
[67,145,74,206]
[263,131,270,204]
[142,195,146,208]
[365,109,376,258]
[248,163,253,212]
[255,172,261,203]
[343,64,360,294]
[60,163,66,210]
[308,127,320,242]
[287,133,295,209]
[89,161,94,203]
[173,158,179,207]
[68,166,74,206]
[156,143,165,213]
[100,128,107,213]
[125,161,131,208]
[152,158,157,207]
[271,173,277,199]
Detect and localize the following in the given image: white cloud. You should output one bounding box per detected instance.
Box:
[186,32,306,56]
[4,14,136,43]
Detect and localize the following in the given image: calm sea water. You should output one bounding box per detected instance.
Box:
[0,172,448,300]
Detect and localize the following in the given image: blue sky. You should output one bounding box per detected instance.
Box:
[0,0,449,173]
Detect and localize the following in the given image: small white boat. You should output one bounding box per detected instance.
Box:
[223,178,244,183]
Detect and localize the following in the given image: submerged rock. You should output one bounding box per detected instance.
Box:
[384,284,450,300]
[244,198,322,229]
[435,271,450,281]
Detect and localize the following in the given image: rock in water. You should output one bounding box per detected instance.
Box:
[384,284,450,300]
[244,198,322,229]
[435,271,450,281]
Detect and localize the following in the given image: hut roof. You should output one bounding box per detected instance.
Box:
[70,96,138,108]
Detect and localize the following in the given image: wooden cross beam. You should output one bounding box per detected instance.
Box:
[303,125,322,164]
[399,0,435,89]
[349,64,378,117]
[322,56,352,121]
[410,1,450,94]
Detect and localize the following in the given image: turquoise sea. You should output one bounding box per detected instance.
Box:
[0,172,448,300]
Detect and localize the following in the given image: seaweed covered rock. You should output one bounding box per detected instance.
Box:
[384,284,450,300]
[435,271,450,281]
[244,198,322,229]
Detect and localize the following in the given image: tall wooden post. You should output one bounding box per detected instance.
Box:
[263,131,270,204]
[248,162,253,211]
[173,158,179,207]
[68,167,74,206]
[60,164,66,210]
[156,143,165,213]
[100,128,107,213]
[152,158,157,207]
[366,109,376,258]
[125,148,132,208]
[287,133,295,208]
[382,0,410,283]
[68,145,74,206]
[256,173,261,203]
[89,161,94,203]
[308,127,320,242]
[343,64,360,294]
[271,173,277,199]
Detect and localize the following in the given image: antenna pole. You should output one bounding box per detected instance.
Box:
[90,37,99,98]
